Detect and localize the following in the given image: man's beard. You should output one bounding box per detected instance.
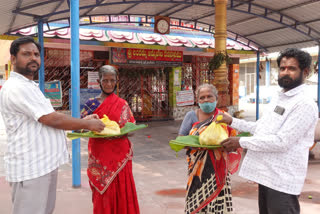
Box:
[278,72,303,90]
[100,83,116,95]
[16,61,40,76]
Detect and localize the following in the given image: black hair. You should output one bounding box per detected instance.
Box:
[276,48,312,71]
[10,36,41,56]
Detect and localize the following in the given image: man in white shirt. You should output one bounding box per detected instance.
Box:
[0,36,105,214]
[219,48,318,214]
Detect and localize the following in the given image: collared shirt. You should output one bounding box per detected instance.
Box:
[0,72,69,182]
[231,84,318,195]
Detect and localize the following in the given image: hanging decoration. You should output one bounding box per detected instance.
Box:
[208,51,231,72]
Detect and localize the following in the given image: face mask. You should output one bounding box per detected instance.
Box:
[198,101,217,113]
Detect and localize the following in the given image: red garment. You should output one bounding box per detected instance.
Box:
[90,161,140,214]
[87,93,140,214]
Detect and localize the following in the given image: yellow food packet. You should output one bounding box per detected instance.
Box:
[94,115,121,135]
[199,121,228,145]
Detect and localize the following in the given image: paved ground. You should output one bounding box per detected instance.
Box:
[0,106,320,213]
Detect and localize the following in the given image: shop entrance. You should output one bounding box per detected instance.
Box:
[118,67,170,121]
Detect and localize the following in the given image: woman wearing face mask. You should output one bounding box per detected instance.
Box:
[179,84,242,214]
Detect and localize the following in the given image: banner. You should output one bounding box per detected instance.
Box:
[69,89,101,111]
[111,48,183,66]
[44,81,63,108]
[176,90,194,106]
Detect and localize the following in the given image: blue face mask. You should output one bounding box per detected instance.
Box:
[198,101,217,113]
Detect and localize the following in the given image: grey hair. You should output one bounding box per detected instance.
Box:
[98,65,118,80]
[196,83,218,99]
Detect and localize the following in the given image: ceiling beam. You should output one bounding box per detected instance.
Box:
[193,1,244,21]
[156,2,182,16]
[119,3,140,14]
[228,0,320,43]
[46,0,65,20]
[228,0,320,27]
[82,0,107,16]
[12,0,62,13]
[8,0,23,32]
[265,39,316,49]
[164,0,209,17]
[244,18,320,37]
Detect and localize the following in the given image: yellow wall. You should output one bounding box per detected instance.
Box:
[0,40,12,77]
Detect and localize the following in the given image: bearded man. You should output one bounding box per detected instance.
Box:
[218,48,318,214]
[0,36,105,214]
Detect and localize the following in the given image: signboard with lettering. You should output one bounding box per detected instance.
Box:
[110,48,183,66]
[44,80,63,108]
[176,90,195,106]
[88,72,100,89]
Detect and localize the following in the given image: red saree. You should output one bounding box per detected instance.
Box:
[86,93,140,214]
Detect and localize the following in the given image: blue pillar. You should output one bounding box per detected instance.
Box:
[318,45,320,117]
[266,60,270,88]
[256,51,260,120]
[70,0,81,187]
[37,20,45,94]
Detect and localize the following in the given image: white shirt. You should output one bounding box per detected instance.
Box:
[231,84,318,195]
[0,72,69,182]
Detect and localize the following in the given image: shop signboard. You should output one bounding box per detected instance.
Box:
[176,90,194,106]
[44,80,63,108]
[110,48,183,66]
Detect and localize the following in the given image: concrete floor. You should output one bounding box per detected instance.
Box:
[0,109,320,213]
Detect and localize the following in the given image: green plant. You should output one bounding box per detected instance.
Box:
[208,51,231,71]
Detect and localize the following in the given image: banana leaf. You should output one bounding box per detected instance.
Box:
[236,132,251,137]
[169,132,252,152]
[169,135,221,152]
[67,122,147,140]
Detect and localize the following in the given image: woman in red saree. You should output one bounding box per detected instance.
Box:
[178,84,242,214]
[81,65,140,214]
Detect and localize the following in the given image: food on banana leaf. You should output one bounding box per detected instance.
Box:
[94,115,121,135]
[199,121,228,145]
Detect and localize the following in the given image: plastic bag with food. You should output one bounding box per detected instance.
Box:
[199,116,228,145]
[94,115,121,135]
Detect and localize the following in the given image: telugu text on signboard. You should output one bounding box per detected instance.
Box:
[110,48,183,66]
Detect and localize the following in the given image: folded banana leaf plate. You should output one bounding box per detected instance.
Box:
[169,132,251,152]
[67,122,147,140]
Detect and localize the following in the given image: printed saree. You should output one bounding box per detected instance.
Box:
[185,109,242,214]
[81,93,140,214]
